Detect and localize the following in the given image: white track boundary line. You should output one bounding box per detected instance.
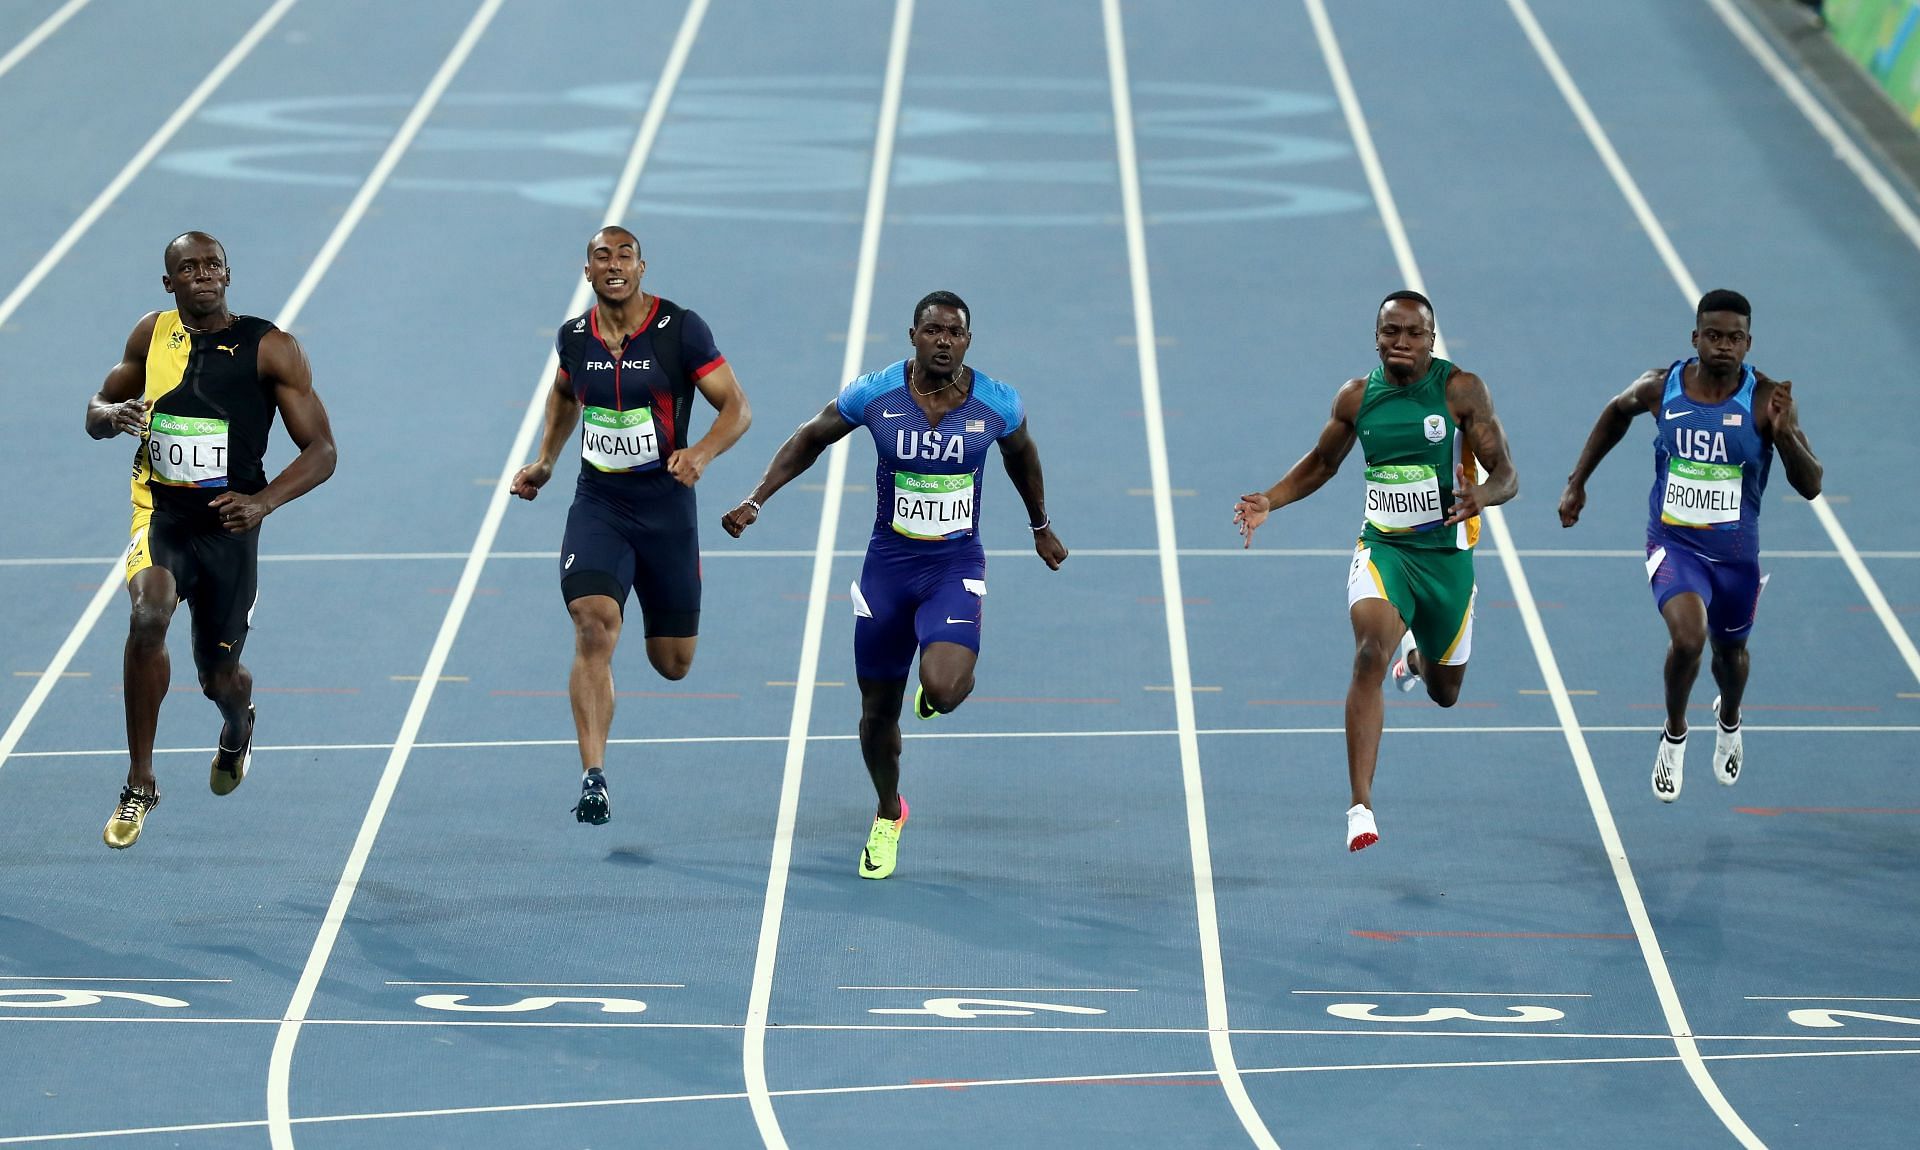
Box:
[1693,0,1920,686]
[0,0,91,82]
[1302,2,1764,1147]
[1102,2,1281,1147]
[0,0,296,332]
[3,1045,1914,1146]
[0,0,301,777]
[17,546,1920,567]
[742,2,913,1145]
[260,1,710,1146]
[1703,0,1920,246]
[14,721,1920,760]
[12,1015,1920,1043]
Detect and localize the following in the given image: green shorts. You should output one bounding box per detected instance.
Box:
[1345,540,1477,665]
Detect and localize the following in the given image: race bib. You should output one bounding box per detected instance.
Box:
[582,405,660,473]
[1364,464,1443,533]
[1661,458,1742,528]
[892,471,974,540]
[146,412,229,488]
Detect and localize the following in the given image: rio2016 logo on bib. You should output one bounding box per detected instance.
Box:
[1423,414,1446,444]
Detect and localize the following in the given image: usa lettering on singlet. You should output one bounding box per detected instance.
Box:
[1648,359,1772,540]
[834,362,1026,546]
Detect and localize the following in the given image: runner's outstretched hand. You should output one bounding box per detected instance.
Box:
[1233,492,1271,549]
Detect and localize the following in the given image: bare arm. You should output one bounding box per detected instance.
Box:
[719,401,857,537]
[997,422,1066,570]
[209,330,337,533]
[1232,377,1363,548]
[1756,374,1822,499]
[1442,369,1518,526]
[509,367,583,501]
[1558,370,1662,528]
[665,362,752,487]
[85,313,159,439]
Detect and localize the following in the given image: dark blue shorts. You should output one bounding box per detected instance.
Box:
[559,495,700,638]
[850,544,985,681]
[1645,535,1765,646]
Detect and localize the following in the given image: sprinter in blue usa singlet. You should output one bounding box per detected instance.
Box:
[722,291,1067,880]
[1559,289,1825,805]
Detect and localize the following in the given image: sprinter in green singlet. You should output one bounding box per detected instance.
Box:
[1234,291,1517,852]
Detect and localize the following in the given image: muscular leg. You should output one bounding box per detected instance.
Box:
[916,641,977,715]
[1346,598,1407,809]
[199,660,254,750]
[1659,593,1709,737]
[1403,647,1466,708]
[124,568,178,792]
[857,677,907,820]
[644,635,696,682]
[567,595,623,772]
[1709,639,1750,724]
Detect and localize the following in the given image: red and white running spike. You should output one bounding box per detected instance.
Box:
[1346,803,1379,852]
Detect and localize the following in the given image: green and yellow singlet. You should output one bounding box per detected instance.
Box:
[1353,357,1479,552]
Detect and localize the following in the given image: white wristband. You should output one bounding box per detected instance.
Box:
[1029,517,1049,532]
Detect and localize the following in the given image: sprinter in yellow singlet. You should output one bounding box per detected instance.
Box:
[84,233,336,848]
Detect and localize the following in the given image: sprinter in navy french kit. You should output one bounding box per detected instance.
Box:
[512,227,751,826]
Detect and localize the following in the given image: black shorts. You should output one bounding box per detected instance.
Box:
[126,501,259,670]
[559,496,700,638]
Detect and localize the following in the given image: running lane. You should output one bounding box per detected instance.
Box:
[755,2,1249,1146]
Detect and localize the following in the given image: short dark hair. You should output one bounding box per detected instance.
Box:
[589,225,641,258]
[912,290,969,329]
[1696,289,1750,322]
[1378,289,1434,323]
[164,231,225,273]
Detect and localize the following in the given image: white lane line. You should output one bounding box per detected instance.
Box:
[0,0,90,82]
[1102,3,1280,1148]
[3,1045,1912,1146]
[11,1014,1920,1044]
[1746,996,1920,1003]
[1290,990,1592,998]
[15,547,1920,567]
[0,0,300,781]
[0,573,123,776]
[0,976,230,983]
[742,3,912,1145]
[838,986,1139,993]
[1510,0,1920,689]
[385,981,684,988]
[13,721,1919,761]
[1702,0,1920,250]
[260,1,704,1146]
[0,0,299,336]
[1301,2,1763,1147]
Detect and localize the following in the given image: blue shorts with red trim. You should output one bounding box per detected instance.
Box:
[1645,531,1765,646]
[850,543,985,681]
